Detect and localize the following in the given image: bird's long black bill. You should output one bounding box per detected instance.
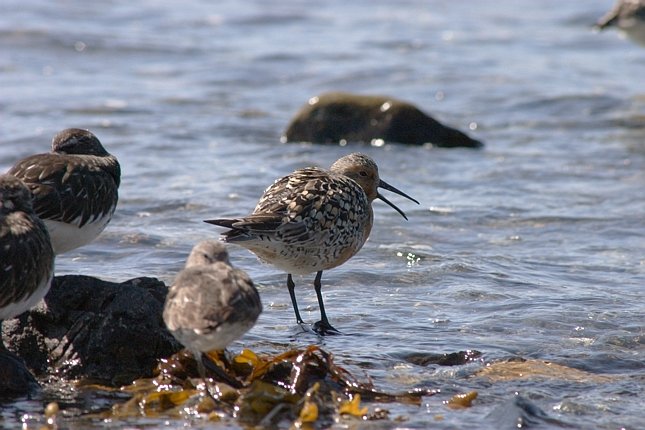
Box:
[377,179,420,221]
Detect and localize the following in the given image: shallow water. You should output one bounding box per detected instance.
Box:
[1,0,644,428]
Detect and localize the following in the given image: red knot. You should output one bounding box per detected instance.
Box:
[205,152,418,335]
[163,240,262,388]
[1,174,54,328]
[8,128,120,254]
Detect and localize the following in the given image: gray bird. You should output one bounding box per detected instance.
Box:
[163,240,261,388]
[8,128,120,254]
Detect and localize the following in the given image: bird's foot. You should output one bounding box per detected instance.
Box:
[312,320,342,336]
[202,354,244,389]
[296,321,316,335]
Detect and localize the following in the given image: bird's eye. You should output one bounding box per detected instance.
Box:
[359,171,368,177]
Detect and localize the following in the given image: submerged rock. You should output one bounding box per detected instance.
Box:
[283,92,483,148]
[486,394,568,429]
[2,275,181,387]
[475,357,614,383]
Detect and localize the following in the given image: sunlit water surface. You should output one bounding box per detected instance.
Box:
[1,0,643,428]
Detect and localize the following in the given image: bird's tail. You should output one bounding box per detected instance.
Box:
[204,218,238,228]
[204,218,250,242]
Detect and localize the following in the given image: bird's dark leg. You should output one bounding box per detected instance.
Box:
[193,351,207,379]
[312,271,341,335]
[191,350,219,401]
[287,274,305,324]
[200,351,243,389]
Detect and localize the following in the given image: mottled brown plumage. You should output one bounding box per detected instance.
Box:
[205,152,418,335]
[7,128,120,254]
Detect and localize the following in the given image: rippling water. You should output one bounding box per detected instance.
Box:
[1,0,644,428]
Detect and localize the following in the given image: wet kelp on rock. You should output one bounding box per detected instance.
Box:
[105,345,437,428]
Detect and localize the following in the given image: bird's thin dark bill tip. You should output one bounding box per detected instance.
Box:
[377,193,409,220]
[378,180,420,205]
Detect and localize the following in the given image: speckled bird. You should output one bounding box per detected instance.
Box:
[0,174,54,327]
[163,240,262,387]
[205,152,418,335]
[7,128,120,254]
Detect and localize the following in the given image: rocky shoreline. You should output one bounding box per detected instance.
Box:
[2,275,181,395]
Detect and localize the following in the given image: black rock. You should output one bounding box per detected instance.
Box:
[0,347,39,397]
[402,350,483,366]
[283,92,483,148]
[2,275,181,387]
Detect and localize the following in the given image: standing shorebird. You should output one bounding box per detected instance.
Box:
[205,152,419,335]
[7,128,121,254]
[1,174,55,342]
[596,0,645,46]
[163,240,262,388]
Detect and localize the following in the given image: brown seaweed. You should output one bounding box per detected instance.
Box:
[100,345,437,427]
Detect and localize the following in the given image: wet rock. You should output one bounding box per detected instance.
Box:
[0,347,39,397]
[475,358,614,383]
[446,391,478,409]
[401,350,482,366]
[283,92,483,148]
[2,275,181,387]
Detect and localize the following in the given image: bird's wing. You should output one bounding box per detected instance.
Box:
[0,213,53,309]
[9,154,119,227]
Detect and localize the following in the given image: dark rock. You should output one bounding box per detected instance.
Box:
[402,350,483,366]
[0,346,39,397]
[283,92,483,148]
[3,275,181,387]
